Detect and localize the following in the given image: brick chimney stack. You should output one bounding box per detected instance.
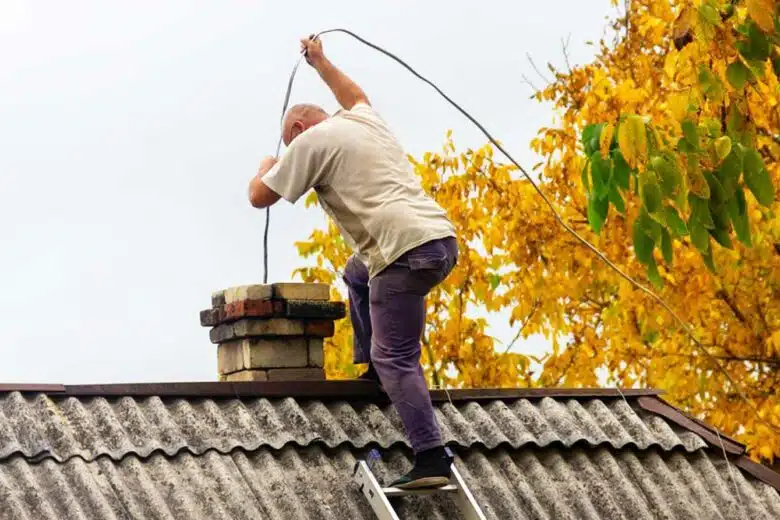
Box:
[200,283,345,381]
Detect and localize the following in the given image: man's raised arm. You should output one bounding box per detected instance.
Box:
[301,35,370,110]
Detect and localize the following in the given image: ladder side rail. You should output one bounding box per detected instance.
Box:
[450,463,488,520]
[353,461,401,520]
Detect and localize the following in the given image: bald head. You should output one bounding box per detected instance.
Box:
[282,103,329,146]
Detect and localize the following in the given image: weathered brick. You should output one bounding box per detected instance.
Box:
[200,307,223,327]
[218,338,309,372]
[223,299,283,321]
[305,320,335,338]
[266,367,325,381]
[308,339,324,367]
[272,283,330,301]
[224,284,273,304]
[209,318,305,343]
[212,290,226,307]
[284,300,346,320]
[244,338,308,368]
[217,341,245,375]
[220,370,268,382]
[234,318,304,337]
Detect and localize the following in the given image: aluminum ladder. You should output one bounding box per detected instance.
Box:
[353,449,487,520]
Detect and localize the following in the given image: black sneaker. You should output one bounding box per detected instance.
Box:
[389,446,453,489]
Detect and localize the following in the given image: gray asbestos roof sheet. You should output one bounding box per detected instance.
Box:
[0,393,707,463]
[0,388,778,520]
[1,445,779,520]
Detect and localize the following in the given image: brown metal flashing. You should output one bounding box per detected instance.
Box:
[0,384,66,394]
[735,455,780,492]
[0,381,661,401]
[636,396,745,455]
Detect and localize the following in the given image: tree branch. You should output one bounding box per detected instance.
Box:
[715,289,748,325]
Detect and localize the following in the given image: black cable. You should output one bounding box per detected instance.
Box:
[267,28,778,435]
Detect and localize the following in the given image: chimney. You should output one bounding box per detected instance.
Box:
[200,283,345,381]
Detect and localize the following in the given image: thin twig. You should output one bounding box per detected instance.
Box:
[502,300,541,355]
[527,53,553,85]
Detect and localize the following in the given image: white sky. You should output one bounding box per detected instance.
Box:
[0,0,617,383]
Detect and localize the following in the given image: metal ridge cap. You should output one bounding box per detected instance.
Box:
[0,381,662,401]
[636,395,745,455]
[735,455,780,492]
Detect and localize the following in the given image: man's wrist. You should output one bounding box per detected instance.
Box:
[312,56,331,74]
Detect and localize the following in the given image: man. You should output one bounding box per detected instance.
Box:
[248,35,458,489]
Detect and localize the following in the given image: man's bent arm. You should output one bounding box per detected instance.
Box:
[248,157,282,209]
[314,58,369,110]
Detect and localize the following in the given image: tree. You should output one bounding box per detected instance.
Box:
[292,0,780,462]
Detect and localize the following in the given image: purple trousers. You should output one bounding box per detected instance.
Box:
[343,236,458,453]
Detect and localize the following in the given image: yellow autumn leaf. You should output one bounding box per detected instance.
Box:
[664,51,679,80]
[714,136,732,162]
[667,93,690,122]
[600,123,615,158]
[747,0,776,33]
[672,4,695,42]
[617,115,648,168]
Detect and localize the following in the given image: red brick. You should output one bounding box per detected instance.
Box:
[223,300,283,321]
[305,320,335,338]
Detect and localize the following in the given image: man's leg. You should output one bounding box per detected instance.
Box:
[343,255,379,381]
[368,237,458,488]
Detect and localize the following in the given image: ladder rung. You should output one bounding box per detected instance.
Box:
[353,459,487,520]
[382,484,458,497]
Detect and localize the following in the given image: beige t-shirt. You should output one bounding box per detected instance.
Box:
[262,102,456,279]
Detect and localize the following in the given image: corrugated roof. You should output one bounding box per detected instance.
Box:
[2,444,779,520]
[0,392,709,464]
[0,384,777,520]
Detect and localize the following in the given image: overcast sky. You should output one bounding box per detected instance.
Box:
[0,1,616,383]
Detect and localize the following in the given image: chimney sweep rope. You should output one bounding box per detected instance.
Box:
[265,28,778,437]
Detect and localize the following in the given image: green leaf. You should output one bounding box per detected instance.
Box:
[582,123,604,155]
[639,209,662,243]
[726,104,747,142]
[581,158,591,192]
[661,228,674,264]
[488,273,501,290]
[743,148,775,206]
[698,3,720,25]
[748,21,771,61]
[640,173,663,213]
[587,194,609,235]
[717,147,743,193]
[701,247,717,272]
[590,151,611,199]
[704,172,726,205]
[773,54,780,77]
[702,118,722,139]
[663,206,689,236]
[632,219,655,265]
[690,219,711,253]
[726,61,750,89]
[647,256,663,289]
[726,189,752,246]
[690,194,715,229]
[710,200,731,230]
[611,149,631,190]
[608,182,626,213]
[709,226,734,249]
[650,153,682,196]
[682,119,699,149]
[713,136,732,162]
